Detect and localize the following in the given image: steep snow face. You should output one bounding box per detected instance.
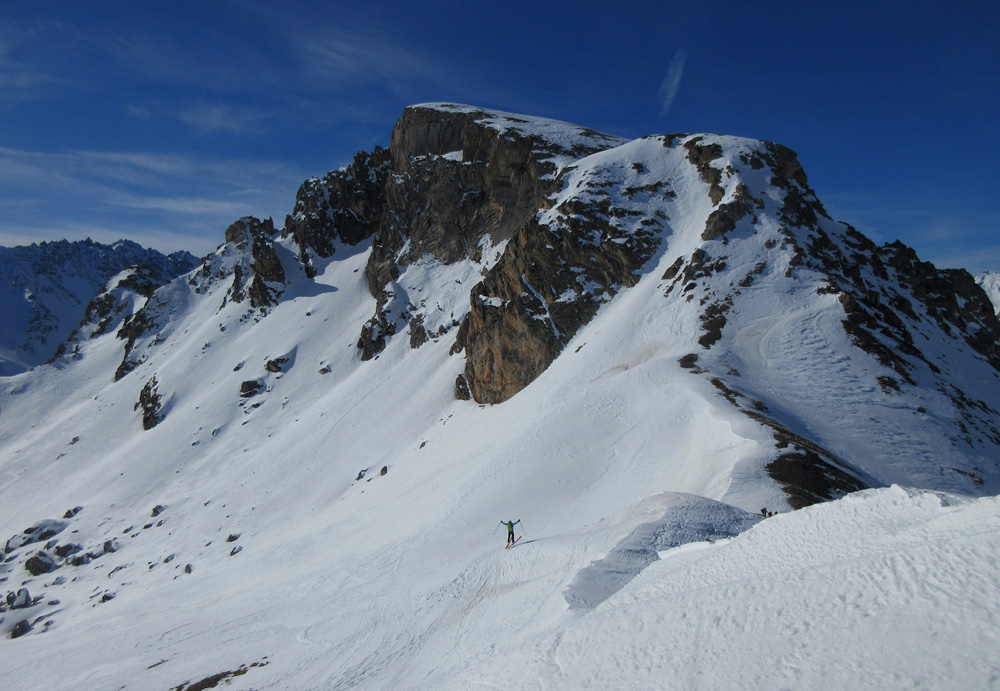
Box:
[1,105,999,689]
[0,239,197,376]
[977,270,1000,315]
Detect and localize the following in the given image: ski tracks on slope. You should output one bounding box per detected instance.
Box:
[289,532,585,690]
[411,538,583,686]
[735,303,935,479]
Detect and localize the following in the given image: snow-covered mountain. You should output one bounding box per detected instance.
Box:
[0,239,197,376]
[976,270,1000,315]
[2,104,999,690]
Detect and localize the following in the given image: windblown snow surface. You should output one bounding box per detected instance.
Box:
[1,118,999,690]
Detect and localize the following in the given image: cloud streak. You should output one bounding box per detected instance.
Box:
[0,20,63,98]
[657,49,688,116]
[0,146,310,256]
[178,103,271,135]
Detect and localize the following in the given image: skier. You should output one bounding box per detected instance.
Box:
[500,519,521,547]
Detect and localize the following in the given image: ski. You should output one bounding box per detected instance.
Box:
[505,536,522,550]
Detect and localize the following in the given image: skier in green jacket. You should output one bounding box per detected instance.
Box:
[500,519,520,546]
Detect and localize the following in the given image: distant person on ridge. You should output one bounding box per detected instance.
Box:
[501,519,520,546]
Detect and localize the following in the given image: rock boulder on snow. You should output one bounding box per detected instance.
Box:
[240,380,264,398]
[25,551,58,576]
[10,619,32,638]
[7,588,31,609]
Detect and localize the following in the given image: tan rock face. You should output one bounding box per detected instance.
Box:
[356,106,626,368]
[461,209,659,403]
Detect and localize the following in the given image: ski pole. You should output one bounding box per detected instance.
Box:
[492,522,500,536]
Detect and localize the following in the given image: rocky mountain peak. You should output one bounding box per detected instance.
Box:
[10,104,999,513]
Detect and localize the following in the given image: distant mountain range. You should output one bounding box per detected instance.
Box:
[1,104,999,688]
[0,239,196,376]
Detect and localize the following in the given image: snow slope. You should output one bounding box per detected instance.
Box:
[1,106,999,689]
[977,270,1000,315]
[455,486,1000,690]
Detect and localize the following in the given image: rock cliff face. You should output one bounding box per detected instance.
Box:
[278,104,631,365]
[283,148,393,277]
[354,105,627,360]
[457,137,669,403]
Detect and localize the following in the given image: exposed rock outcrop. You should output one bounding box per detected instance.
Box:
[283,147,392,277]
[135,376,165,430]
[274,104,626,362]
[223,217,286,309]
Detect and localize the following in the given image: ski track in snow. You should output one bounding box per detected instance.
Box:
[728,294,958,490]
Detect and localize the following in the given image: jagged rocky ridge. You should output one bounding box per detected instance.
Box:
[40,104,1000,508]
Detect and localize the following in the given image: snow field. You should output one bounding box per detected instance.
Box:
[451,487,1000,690]
[2,113,1000,688]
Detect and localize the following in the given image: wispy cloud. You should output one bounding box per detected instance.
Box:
[0,20,62,98]
[657,49,688,116]
[109,194,250,217]
[128,102,273,136]
[178,103,271,135]
[0,146,310,256]
[299,29,455,101]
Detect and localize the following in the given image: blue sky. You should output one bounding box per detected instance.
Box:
[1,0,997,272]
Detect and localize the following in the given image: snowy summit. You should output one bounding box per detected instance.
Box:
[1,104,999,690]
